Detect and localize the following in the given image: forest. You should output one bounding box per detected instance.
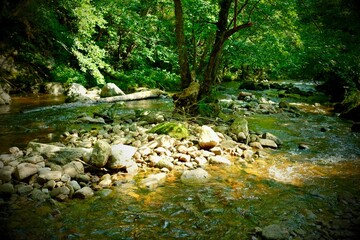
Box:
[1,1,360,239]
[0,0,359,117]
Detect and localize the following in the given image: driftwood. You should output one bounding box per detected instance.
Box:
[96,89,164,103]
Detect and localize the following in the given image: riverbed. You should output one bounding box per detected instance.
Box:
[1,82,360,239]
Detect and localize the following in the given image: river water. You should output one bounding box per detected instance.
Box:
[1,82,360,239]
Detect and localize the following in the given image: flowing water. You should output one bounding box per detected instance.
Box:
[1,83,360,239]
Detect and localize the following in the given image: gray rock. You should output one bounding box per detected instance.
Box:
[73,186,94,199]
[30,189,50,201]
[66,83,94,102]
[156,157,174,170]
[43,82,65,96]
[243,149,254,160]
[44,180,56,189]
[0,182,15,195]
[50,186,71,197]
[27,142,92,165]
[229,117,249,143]
[9,147,23,157]
[100,83,125,97]
[69,180,81,191]
[23,155,44,164]
[38,170,62,183]
[261,224,289,240]
[98,174,112,187]
[141,173,167,190]
[0,166,14,182]
[106,144,137,170]
[208,156,232,165]
[259,139,278,149]
[198,125,220,149]
[262,132,283,145]
[181,168,210,184]
[61,173,71,183]
[17,184,33,196]
[141,111,165,124]
[14,163,38,180]
[90,140,111,168]
[75,116,106,124]
[0,153,16,163]
[63,161,85,178]
[0,84,11,105]
[156,135,175,149]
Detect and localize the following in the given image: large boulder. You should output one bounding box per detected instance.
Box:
[65,83,100,102]
[198,125,220,149]
[14,163,39,180]
[43,82,65,96]
[27,142,92,165]
[106,144,137,171]
[100,83,125,97]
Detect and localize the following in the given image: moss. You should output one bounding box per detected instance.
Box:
[148,122,189,140]
[342,90,360,110]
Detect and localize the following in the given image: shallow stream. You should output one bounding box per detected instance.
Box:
[1,82,360,239]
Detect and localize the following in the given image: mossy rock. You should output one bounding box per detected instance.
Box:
[148,122,189,140]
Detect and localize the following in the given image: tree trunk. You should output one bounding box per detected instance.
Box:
[173,0,192,89]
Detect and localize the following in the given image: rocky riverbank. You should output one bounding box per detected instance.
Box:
[0,108,283,203]
[1,82,360,239]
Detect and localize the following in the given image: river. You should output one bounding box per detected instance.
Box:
[1,82,360,239]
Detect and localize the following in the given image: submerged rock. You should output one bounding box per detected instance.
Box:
[261,224,289,240]
[141,173,167,190]
[180,168,210,184]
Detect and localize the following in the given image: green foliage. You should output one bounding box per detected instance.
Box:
[2,0,360,103]
[50,65,87,86]
[148,122,189,140]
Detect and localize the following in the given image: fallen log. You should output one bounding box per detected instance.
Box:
[22,89,165,113]
[96,89,164,103]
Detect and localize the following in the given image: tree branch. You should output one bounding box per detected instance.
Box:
[224,22,253,40]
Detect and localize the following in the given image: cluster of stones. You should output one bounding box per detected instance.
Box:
[218,91,299,116]
[0,111,282,202]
